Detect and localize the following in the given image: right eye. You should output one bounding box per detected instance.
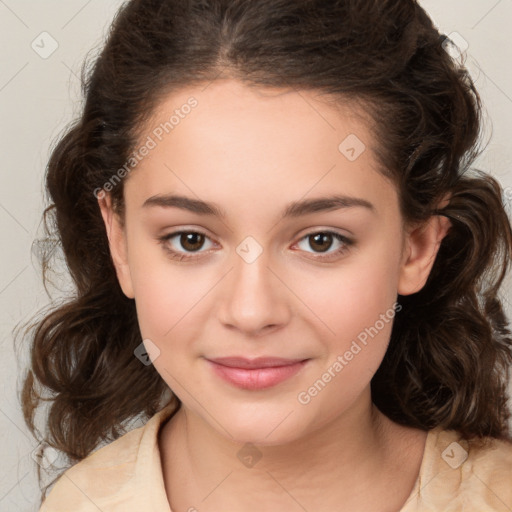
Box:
[158,230,217,261]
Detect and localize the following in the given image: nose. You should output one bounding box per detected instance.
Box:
[217,247,291,337]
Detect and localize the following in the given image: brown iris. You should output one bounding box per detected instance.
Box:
[180,232,205,252]
[308,233,333,253]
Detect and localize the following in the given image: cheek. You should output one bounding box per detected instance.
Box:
[290,233,402,400]
[294,235,401,344]
[127,240,210,341]
[293,269,398,420]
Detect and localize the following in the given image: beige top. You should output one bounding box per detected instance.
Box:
[40,404,512,511]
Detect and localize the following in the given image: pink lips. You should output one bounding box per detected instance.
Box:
[206,357,309,390]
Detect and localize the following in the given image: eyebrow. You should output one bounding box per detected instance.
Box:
[142,193,376,218]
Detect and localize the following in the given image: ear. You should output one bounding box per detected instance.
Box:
[97,192,135,299]
[398,211,452,296]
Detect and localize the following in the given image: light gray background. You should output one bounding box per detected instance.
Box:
[1,1,511,510]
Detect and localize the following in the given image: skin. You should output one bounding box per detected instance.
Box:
[98,78,451,512]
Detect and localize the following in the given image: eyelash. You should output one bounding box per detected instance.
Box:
[157,229,354,262]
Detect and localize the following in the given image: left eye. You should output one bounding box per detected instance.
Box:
[295,231,352,255]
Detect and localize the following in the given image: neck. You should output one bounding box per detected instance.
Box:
[159,389,425,512]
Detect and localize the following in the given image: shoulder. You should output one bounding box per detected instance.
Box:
[437,428,512,476]
[40,426,144,512]
[413,428,512,511]
[456,430,512,503]
[39,405,176,512]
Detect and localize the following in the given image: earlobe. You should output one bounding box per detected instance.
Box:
[398,214,452,296]
[97,192,135,299]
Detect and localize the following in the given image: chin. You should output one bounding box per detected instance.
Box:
[210,407,313,447]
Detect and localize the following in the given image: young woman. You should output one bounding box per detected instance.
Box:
[21,1,512,511]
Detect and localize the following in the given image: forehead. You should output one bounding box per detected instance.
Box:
[124,79,396,219]
[143,78,374,148]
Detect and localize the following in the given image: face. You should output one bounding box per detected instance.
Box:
[99,79,447,445]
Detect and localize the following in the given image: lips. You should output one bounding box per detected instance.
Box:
[206,356,310,390]
[208,356,307,369]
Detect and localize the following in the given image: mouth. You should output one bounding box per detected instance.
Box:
[205,356,310,390]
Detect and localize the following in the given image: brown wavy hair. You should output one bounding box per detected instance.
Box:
[17,0,512,502]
